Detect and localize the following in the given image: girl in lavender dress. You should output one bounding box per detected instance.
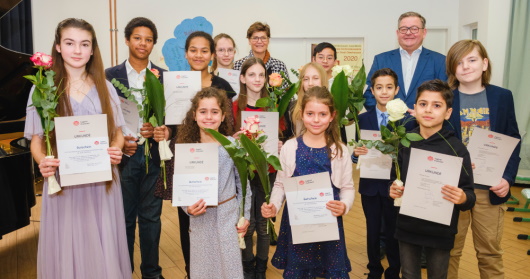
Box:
[25,18,131,279]
[262,86,354,278]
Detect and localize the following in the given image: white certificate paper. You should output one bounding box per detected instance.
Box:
[217,68,240,98]
[119,97,140,136]
[466,127,520,186]
[164,71,201,125]
[359,130,392,179]
[241,111,279,156]
[173,143,219,206]
[400,148,463,225]
[284,172,339,244]
[54,114,112,186]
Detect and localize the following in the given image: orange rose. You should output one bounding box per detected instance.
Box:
[269,73,283,87]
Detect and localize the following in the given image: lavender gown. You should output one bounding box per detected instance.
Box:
[24,82,132,279]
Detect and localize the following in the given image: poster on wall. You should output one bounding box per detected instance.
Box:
[310,43,364,76]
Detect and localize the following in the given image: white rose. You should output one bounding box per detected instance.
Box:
[386,99,409,122]
[343,65,354,78]
[331,65,343,78]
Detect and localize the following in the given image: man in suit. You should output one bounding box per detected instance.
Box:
[105,17,165,279]
[364,11,447,110]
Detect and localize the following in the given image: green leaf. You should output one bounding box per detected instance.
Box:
[255,97,270,108]
[266,155,282,171]
[330,71,349,120]
[400,138,411,148]
[405,132,423,141]
[144,68,165,126]
[239,134,272,202]
[340,117,349,126]
[380,125,392,139]
[277,81,300,117]
[365,141,373,149]
[397,126,406,137]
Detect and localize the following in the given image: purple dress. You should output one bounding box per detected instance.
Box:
[272,137,351,278]
[24,82,132,279]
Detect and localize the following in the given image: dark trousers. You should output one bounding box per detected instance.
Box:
[361,194,400,279]
[121,144,163,278]
[242,173,275,261]
[399,241,450,279]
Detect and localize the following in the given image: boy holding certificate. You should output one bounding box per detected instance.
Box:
[389,80,475,278]
[105,17,166,279]
[445,40,521,279]
[352,68,401,279]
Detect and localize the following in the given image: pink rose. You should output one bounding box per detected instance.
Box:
[269,73,283,87]
[150,68,160,79]
[244,116,260,134]
[30,52,53,69]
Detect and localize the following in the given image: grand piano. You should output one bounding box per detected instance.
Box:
[0,0,37,239]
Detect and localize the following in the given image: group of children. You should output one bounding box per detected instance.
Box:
[26,15,520,279]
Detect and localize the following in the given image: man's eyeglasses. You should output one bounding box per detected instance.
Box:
[250,36,268,42]
[398,26,424,34]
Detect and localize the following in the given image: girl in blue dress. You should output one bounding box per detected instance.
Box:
[262,86,355,278]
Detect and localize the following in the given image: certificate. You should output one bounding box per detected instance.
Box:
[173,143,219,206]
[54,114,112,186]
[284,172,339,244]
[400,148,463,225]
[218,68,240,98]
[163,71,201,125]
[241,111,279,156]
[466,127,520,186]
[119,97,140,136]
[359,130,392,179]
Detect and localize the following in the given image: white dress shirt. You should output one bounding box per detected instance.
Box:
[399,46,422,94]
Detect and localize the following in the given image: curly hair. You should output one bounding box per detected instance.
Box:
[177,87,235,143]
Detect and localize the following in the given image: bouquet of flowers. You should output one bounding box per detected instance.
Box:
[111,69,173,188]
[330,63,367,138]
[206,116,282,247]
[349,99,422,206]
[24,52,63,194]
[255,72,300,119]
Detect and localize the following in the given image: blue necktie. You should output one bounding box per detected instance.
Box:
[381,113,388,127]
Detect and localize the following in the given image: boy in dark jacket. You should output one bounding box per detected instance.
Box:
[390,79,475,278]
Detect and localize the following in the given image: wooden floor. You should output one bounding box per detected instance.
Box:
[2,169,530,279]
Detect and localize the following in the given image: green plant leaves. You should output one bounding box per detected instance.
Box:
[277,80,300,117]
[144,69,165,127]
[406,133,423,141]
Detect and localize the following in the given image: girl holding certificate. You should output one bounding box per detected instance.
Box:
[445,40,521,279]
[25,18,130,278]
[156,87,251,278]
[261,87,354,279]
[291,62,328,136]
[233,57,287,278]
[185,31,236,99]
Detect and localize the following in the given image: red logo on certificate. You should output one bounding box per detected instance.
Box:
[298,180,304,185]
[190,148,195,153]
[73,121,79,126]
[205,177,209,181]
[94,141,99,145]
[428,156,434,161]
[488,134,494,138]
[319,192,324,197]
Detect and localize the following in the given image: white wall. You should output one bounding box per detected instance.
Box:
[458,0,512,85]
[32,0,460,75]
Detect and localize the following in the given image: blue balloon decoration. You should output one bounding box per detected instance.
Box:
[162,16,213,71]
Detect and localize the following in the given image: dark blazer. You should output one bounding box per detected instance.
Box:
[357,108,393,197]
[446,84,521,205]
[105,61,166,167]
[364,47,447,110]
